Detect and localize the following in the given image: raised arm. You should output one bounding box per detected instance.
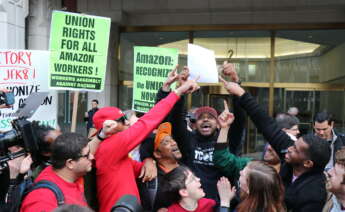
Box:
[221,63,246,156]
[219,75,293,160]
[214,100,251,180]
[217,177,236,212]
[156,66,195,159]
[97,78,200,167]
[121,79,199,153]
[156,65,184,124]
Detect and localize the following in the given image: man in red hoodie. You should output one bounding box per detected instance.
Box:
[93,75,199,212]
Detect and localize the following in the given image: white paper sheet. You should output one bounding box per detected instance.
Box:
[187,43,219,83]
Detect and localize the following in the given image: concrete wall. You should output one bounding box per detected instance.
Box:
[78,0,345,26]
[27,0,61,50]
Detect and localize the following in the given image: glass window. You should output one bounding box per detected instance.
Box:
[57,91,88,134]
[118,28,345,154]
[275,29,345,132]
[275,30,345,83]
[318,90,345,133]
[194,30,271,83]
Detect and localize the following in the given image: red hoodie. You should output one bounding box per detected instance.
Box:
[96,92,180,212]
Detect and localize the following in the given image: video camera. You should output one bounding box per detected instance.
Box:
[0,92,49,170]
[0,91,15,106]
[111,195,143,212]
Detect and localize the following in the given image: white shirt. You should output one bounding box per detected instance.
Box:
[325,130,338,171]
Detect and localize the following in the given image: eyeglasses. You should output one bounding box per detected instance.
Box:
[115,115,127,124]
[77,149,91,160]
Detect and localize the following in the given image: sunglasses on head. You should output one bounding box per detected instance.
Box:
[115,115,127,124]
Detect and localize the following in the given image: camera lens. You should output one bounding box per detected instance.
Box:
[0,129,20,154]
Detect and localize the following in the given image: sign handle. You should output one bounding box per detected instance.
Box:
[70,91,79,132]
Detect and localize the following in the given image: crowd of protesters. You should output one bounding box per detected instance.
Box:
[0,60,345,212]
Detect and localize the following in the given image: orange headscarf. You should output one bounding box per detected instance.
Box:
[154,122,172,151]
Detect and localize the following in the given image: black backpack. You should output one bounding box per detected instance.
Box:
[9,178,65,212]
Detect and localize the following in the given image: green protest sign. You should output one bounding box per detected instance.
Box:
[49,11,111,91]
[133,46,178,112]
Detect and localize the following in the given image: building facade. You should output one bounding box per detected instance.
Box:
[1,0,345,152]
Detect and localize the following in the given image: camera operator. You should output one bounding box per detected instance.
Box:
[0,88,16,210]
[0,146,32,211]
[0,121,61,210]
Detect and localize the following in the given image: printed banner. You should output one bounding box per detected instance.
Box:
[0,50,58,131]
[133,46,178,112]
[49,11,111,91]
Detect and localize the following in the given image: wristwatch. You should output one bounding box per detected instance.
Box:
[97,130,106,141]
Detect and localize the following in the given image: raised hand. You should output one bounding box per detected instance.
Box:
[8,154,25,179]
[102,120,118,137]
[221,61,240,83]
[162,65,179,92]
[218,100,235,128]
[219,75,245,97]
[20,154,33,174]
[178,66,190,86]
[174,76,200,96]
[217,176,237,207]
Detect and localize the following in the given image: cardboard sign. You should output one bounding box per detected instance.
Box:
[188,43,219,83]
[49,11,111,91]
[0,50,57,131]
[133,46,178,112]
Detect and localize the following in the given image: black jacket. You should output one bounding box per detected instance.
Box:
[331,130,345,165]
[138,166,170,212]
[85,108,98,130]
[155,88,245,203]
[238,92,327,212]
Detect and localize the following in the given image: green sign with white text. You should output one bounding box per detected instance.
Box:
[133,46,178,112]
[49,11,111,91]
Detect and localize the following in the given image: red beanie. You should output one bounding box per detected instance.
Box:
[93,107,124,131]
[195,106,218,120]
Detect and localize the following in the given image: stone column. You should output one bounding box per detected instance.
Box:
[0,0,29,49]
[27,0,61,50]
